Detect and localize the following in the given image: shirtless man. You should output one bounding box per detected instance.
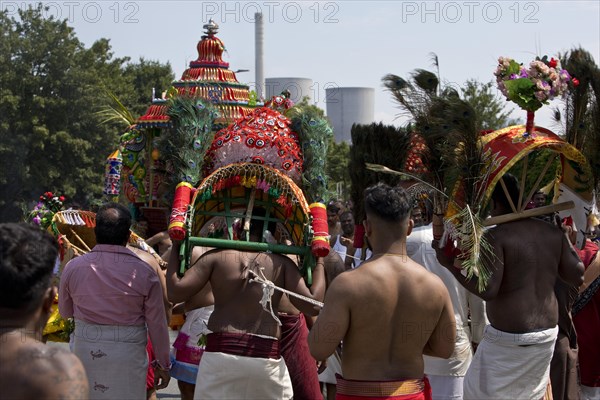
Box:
[327,200,344,246]
[166,208,325,399]
[145,230,172,257]
[0,223,89,399]
[309,183,456,400]
[434,175,584,399]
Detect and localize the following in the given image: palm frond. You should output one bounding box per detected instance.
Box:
[95,89,136,126]
[451,205,494,292]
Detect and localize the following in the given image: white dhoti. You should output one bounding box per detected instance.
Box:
[425,324,473,400]
[73,319,148,400]
[464,324,558,400]
[194,351,293,399]
[319,348,343,385]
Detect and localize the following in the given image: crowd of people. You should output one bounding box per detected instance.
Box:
[0,178,598,399]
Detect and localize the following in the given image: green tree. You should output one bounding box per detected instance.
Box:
[123,58,175,117]
[0,5,173,222]
[292,96,350,198]
[326,138,350,198]
[461,79,521,131]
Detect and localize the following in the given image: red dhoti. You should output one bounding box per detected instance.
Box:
[335,375,432,400]
[279,313,321,400]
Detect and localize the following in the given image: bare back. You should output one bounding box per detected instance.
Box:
[0,334,89,399]
[192,249,310,338]
[312,255,455,381]
[485,218,583,333]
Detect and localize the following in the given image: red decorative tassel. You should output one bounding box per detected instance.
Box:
[525,111,535,135]
[168,182,195,241]
[443,236,462,260]
[353,224,365,248]
[309,203,330,257]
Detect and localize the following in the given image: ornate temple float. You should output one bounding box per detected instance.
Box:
[116,20,261,236]
[105,20,334,277]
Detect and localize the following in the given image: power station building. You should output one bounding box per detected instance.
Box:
[326,87,375,143]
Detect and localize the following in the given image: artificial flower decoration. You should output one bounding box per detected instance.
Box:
[495,55,576,112]
[27,191,66,229]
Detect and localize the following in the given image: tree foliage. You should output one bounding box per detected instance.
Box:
[326,138,350,198]
[461,79,521,131]
[0,5,174,221]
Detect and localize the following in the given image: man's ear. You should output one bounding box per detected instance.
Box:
[363,219,371,238]
[42,286,57,314]
[407,218,414,237]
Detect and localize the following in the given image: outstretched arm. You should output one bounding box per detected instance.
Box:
[284,257,325,316]
[432,235,504,301]
[166,242,213,304]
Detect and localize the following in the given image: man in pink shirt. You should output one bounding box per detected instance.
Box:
[59,203,170,399]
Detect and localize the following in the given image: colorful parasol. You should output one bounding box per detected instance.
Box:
[447,124,594,248]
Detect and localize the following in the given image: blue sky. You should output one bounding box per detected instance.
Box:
[10,1,600,129]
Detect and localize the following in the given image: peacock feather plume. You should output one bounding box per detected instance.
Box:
[373,84,497,291]
[382,66,459,213]
[553,48,600,192]
[349,123,412,224]
[287,105,334,203]
[156,95,217,197]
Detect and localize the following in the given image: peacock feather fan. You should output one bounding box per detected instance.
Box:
[383,69,459,213]
[368,91,497,291]
[439,96,496,291]
[553,48,600,192]
[156,95,217,197]
[287,105,333,204]
[349,123,412,224]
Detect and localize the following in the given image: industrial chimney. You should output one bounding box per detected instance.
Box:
[255,13,265,100]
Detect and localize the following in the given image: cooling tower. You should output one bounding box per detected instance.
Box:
[265,77,314,104]
[326,87,375,143]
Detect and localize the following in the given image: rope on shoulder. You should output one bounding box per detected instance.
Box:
[248,269,324,326]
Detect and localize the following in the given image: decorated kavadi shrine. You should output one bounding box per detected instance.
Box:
[110,20,261,236]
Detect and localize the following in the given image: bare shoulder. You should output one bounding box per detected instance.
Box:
[129,246,161,271]
[326,267,360,293]
[9,344,89,399]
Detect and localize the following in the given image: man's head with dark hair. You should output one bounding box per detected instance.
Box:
[491,174,520,214]
[0,223,58,314]
[533,191,547,208]
[95,203,132,245]
[339,210,355,236]
[364,183,412,224]
[327,200,343,225]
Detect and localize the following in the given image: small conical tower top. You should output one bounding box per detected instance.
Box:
[202,19,219,37]
[195,19,227,67]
